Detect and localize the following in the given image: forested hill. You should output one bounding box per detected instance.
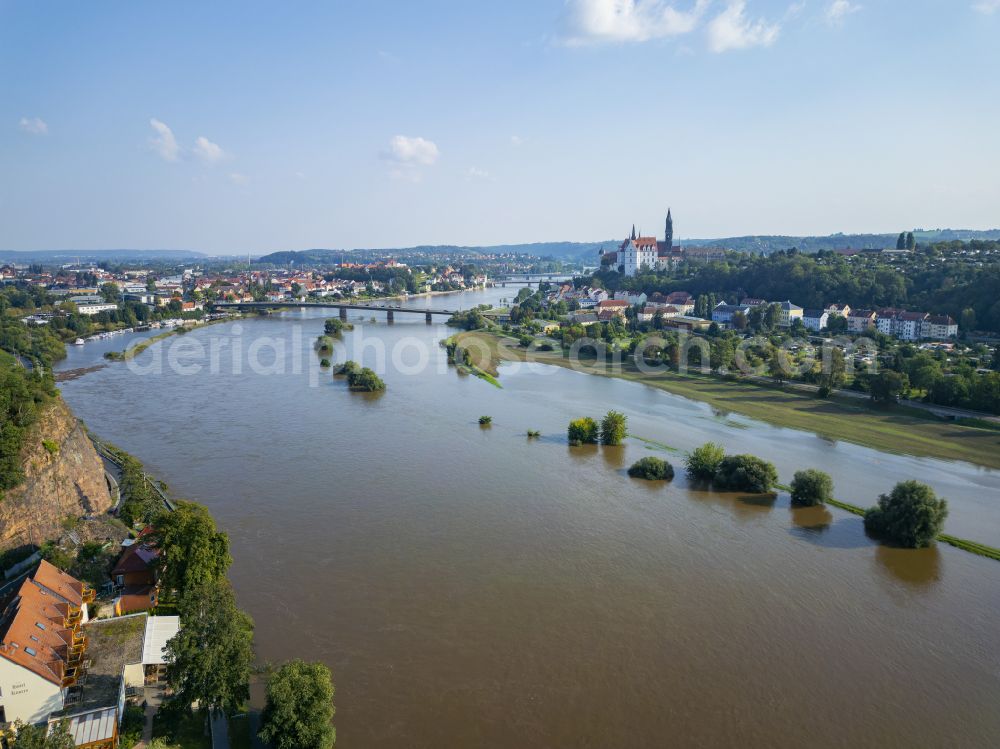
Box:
[590,241,1000,334]
[681,229,1000,254]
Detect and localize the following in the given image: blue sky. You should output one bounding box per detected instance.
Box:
[2,0,999,253]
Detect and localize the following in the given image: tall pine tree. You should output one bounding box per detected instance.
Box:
[906,231,915,250]
[896,232,906,249]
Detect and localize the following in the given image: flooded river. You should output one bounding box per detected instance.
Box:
[57,288,1000,747]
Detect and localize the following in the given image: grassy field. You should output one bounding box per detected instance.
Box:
[461,331,1000,470]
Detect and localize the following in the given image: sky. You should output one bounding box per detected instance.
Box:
[1,0,999,254]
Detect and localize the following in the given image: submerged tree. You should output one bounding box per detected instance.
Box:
[863,480,948,548]
[599,411,627,446]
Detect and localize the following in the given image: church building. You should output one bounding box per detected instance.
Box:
[601,209,681,276]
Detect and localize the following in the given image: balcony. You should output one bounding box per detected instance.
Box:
[82,586,96,604]
[72,632,87,648]
[62,667,78,688]
[65,610,82,628]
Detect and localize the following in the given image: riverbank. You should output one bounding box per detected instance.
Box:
[104,316,240,362]
[461,331,1000,470]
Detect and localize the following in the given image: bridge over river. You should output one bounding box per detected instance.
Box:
[212,300,458,323]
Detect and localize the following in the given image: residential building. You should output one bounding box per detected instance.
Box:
[110,533,160,616]
[613,291,647,306]
[802,309,829,332]
[847,309,877,333]
[0,561,96,725]
[711,302,751,326]
[778,301,804,327]
[74,303,118,316]
[924,315,958,339]
[824,303,852,318]
[595,300,629,318]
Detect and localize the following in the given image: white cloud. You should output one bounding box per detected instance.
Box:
[465,167,492,181]
[383,135,440,166]
[707,1,780,53]
[193,136,226,164]
[825,0,861,26]
[564,0,711,44]
[973,0,1000,13]
[510,135,524,147]
[149,118,180,161]
[19,117,48,135]
[229,172,249,184]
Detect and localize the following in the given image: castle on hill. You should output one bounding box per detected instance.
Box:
[600,209,681,276]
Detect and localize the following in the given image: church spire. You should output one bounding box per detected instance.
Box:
[665,208,674,249]
[631,224,636,240]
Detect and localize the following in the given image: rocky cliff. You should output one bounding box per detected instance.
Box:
[0,397,113,552]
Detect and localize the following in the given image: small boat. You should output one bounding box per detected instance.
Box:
[73,338,85,345]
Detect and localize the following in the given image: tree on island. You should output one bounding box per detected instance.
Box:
[567,417,599,445]
[152,501,232,595]
[713,454,778,493]
[863,480,948,548]
[600,411,627,445]
[685,442,725,481]
[790,469,833,506]
[347,366,386,392]
[166,579,254,714]
[258,660,336,749]
[627,456,674,481]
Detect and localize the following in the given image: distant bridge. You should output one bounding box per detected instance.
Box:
[212,301,457,323]
[491,275,571,287]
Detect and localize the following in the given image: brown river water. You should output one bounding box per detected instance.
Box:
[57,288,1000,748]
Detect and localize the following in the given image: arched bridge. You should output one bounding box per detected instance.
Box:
[212,300,457,323]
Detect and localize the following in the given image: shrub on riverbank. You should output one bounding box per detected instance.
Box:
[714,454,778,493]
[685,442,725,481]
[628,457,674,481]
[790,469,833,506]
[319,358,331,368]
[315,336,333,355]
[567,417,599,445]
[600,411,627,446]
[864,480,948,548]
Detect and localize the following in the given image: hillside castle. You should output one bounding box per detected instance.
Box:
[600,210,725,275]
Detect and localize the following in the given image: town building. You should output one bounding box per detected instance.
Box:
[802,309,829,332]
[847,309,877,333]
[777,301,804,327]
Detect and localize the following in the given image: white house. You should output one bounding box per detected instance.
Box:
[618,237,659,277]
[802,309,829,332]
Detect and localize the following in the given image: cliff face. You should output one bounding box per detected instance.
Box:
[0,397,112,552]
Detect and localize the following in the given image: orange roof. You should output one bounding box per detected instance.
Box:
[0,577,76,685]
[32,559,84,608]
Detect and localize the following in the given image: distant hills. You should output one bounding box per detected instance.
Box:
[7,229,1000,266]
[0,249,206,263]
[258,229,1000,265]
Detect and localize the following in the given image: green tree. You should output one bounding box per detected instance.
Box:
[870,370,909,402]
[863,480,948,548]
[166,579,254,713]
[685,442,725,481]
[99,282,120,303]
[152,501,232,595]
[714,454,778,493]
[567,417,599,445]
[599,410,627,445]
[905,231,915,250]
[790,469,833,506]
[258,660,336,749]
[960,307,977,331]
[896,232,906,250]
[9,720,75,749]
[627,457,674,481]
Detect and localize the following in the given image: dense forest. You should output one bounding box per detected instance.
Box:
[591,241,1000,334]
